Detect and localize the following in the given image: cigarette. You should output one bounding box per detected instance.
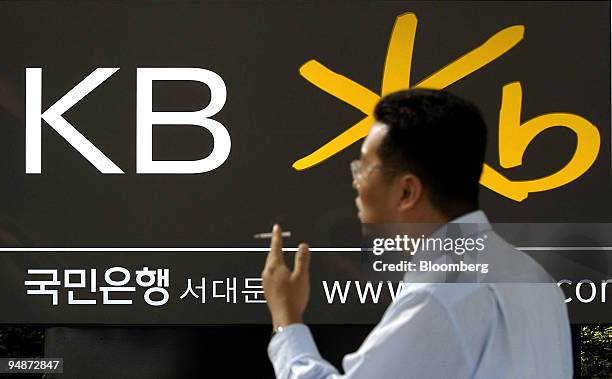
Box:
[253,231,292,239]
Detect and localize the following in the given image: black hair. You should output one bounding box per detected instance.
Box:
[373,89,487,218]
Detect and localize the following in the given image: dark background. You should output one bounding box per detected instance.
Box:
[0,1,609,377]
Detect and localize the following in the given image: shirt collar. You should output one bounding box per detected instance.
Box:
[449,209,489,225]
[400,210,492,284]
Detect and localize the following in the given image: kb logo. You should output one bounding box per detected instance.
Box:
[26,68,230,174]
[294,13,601,202]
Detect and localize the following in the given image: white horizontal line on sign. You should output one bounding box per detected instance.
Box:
[0,247,611,252]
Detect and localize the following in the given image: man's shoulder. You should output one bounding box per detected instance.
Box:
[481,231,555,283]
[398,281,567,332]
[398,282,496,311]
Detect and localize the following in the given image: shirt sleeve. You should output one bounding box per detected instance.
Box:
[268,323,341,379]
[267,288,473,379]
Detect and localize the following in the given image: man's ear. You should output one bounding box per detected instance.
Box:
[397,174,422,212]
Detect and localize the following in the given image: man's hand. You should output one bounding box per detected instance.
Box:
[262,224,311,329]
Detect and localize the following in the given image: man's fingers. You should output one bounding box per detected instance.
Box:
[271,224,283,253]
[265,224,284,268]
[293,243,310,278]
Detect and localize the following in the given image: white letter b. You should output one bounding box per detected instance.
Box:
[136,68,230,174]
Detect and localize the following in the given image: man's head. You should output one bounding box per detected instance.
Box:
[352,89,487,224]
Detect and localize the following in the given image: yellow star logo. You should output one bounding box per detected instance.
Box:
[294,13,600,202]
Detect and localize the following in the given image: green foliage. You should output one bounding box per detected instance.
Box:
[581,325,612,378]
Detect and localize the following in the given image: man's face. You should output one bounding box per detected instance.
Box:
[353,122,399,223]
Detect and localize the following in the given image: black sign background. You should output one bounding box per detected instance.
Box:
[0,1,610,246]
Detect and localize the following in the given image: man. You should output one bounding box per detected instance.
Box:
[261,89,573,378]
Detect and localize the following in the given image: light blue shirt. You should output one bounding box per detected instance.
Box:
[268,211,573,378]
